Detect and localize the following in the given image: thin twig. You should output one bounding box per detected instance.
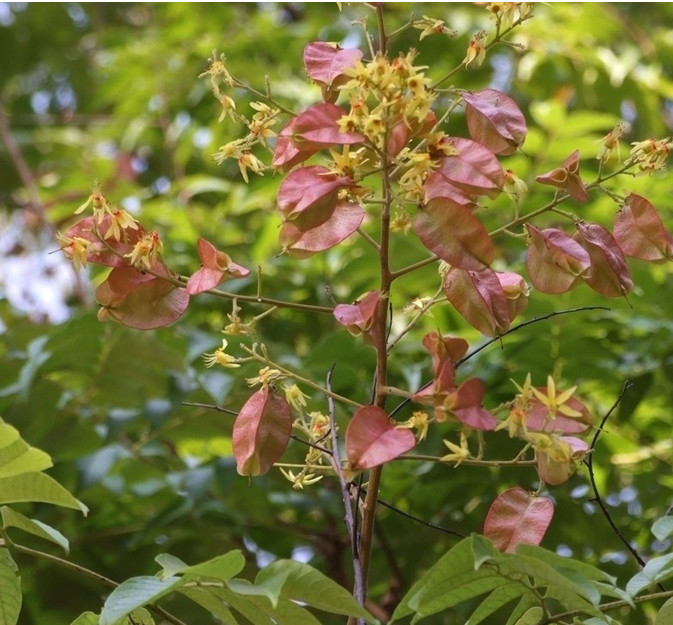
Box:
[326,365,365,611]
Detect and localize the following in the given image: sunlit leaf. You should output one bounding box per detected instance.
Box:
[1,507,69,554]
[99,576,184,625]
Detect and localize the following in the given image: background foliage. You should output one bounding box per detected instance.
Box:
[1,3,673,624]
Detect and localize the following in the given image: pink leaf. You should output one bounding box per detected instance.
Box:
[272,117,310,170]
[423,171,478,208]
[414,197,494,270]
[437,137,504,199]
[525,225,591,294]
[292,103,364,148]
[346,406,416,470]
[484,487,554,553]
[186,238,250,295]
[333,290,380,340]
[443,267,510,336]
[450,378,498,430]
[277,165,354,230]
[232,387,292,477]
[303,41,363,102]
[614,193,673,261]
[279,202,364,258]
[96,266,190,330]
[463,88,527,155]
[574,222,633,298]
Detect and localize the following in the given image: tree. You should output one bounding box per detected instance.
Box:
[1,3,673,625]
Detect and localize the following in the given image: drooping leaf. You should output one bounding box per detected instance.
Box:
[414,197,494,270]
[96,266,190,330]
[279,202,364,258]
[436,137,504,199]
[99,576,184,625]
[0,473,88,514]
[345,405,416,471]
[463,88,527,155]
[525,224,591,294]
[443,267,510,336]
[484,487,554,552]
[232,387,292,476]
[0,548,21,625]
[614,193,673,261]
[1,507,70,554]
[574,222,633,298]
[626,552,673,597]
[255,559,375,621]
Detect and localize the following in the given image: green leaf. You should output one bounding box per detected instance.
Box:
[218,588,275,625]
[472,534,499,569]
[515,544,616,584]
[178,587,240,624]
[513,607,544,625]
[0,473,88,514]
[0,548,21,625]
[0,422,52,478]
[99,576,184,625]
[626,552,673,597]
[154,553,188,579]
[227,579,278,606]
[254,559,374,621]
[655,596,673,625]
[465,582,528,625]
[125,608,154,625]
[69,612,99,625]
[0,424,20,449]
[504,595,542,625]
[652,516,673,542]
[0,506,69,554]
[182,550,245,583]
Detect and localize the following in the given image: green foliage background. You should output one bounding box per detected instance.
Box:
[1,3,673,624]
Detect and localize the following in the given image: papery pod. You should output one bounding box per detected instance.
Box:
[441,378,498,430]
[96,265,190,330]
[303,41,363,102]
[614,193,673,261]
[436,137,504,199]
[232,387,292,477]
[279,202,364,258]
[291,103,364,150]
[526,394,593,435]
[462,88,527,155]
[345,406,416,471]
[574,222,633,297]
[535,436,589,486]
[443,267,510,336]
[414,197,494,270]
[484,487,554,552]
[535,149,589,204]
[525,224,591,294]
[333,290,381,344]
[496,271,530,323]
[277,166,355,230]
[423,171,478,208]
[421,332,469,372]
[186,238,250,295]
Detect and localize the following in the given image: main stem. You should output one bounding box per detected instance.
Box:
[356,4,392,613]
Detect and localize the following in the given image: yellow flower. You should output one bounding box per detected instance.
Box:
[247,366,283,388]
[531,376,582,420]
[125,231,162,269]
[464,31,487,69]
[284,384,310,412]
[57,233,91,271]
[237,152,265,183]
[440,432,470,466]
[202,339,240,368]
[104,209,139,241]
[279,468,324,490]
[398,411,430,442]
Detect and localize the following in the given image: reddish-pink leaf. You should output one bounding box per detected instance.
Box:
[536,150,589,203]
[446,378,498,430]
[436,137,504,199]
[279,202,364,258]
[496,271,530,323]
[388,122,409,157]
[292,103,364,149]
[423,171,478,208]
[345,406,416,470]
[443,267,510,336]
[272,117,312,170]
[303,41,363,102]
[525,225,591,294]
[614,193,673,261]
[96,266,190,330]
[333,290,380,339]
[574,222,633,298]
[186,238,250,295]
[277,165,354,230]
[484,487,554,553]
[536,437,589,486]
[414,197,494,270]
[232,387,292,477]
[463,88,527,155]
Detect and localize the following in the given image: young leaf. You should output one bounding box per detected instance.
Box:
[0,507,70,554]
[0,548,21,625]
[614,193,673,261]
[626,552,673,597]
[463,88,527,155]
[232,387,292,477]
[182,550,246,583]
[535,150,589,203]
[99,576,184,625]
[345,405,416,471]
[255,559,375,621]
[414,197,494,270]
[303,42,363,102]
[525,224,591,294]
[484,488,554,552]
